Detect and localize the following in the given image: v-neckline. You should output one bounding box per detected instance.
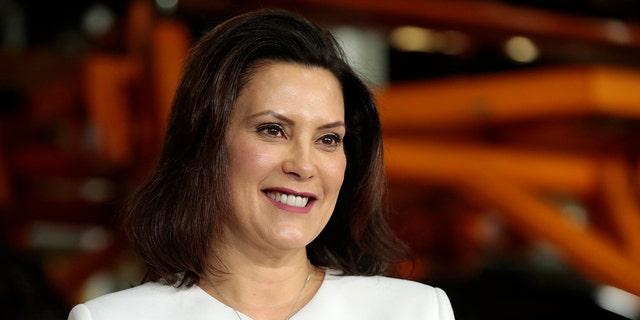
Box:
[196,270,330,320]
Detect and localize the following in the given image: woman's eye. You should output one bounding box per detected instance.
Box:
[318,134,342,147]
[257,124,286,138]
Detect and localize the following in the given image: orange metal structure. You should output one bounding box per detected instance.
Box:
[83,0,189,166]
[380,65,640,296]
[378,66,640,128]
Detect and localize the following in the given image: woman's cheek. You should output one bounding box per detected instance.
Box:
[325,153,347,184]
[239,143,280,171]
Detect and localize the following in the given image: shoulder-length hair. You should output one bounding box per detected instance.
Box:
[122,9,409,287]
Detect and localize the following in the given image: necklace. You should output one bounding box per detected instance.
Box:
[207,260,312,320]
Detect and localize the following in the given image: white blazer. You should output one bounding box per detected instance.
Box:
[69,271,455,320]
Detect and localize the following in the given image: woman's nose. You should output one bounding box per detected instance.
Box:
[282,144,316,179]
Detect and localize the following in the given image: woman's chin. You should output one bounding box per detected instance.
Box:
[267,229,314,250]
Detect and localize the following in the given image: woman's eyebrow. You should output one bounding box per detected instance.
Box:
[317,121,346,130]
[247,110,294,125]
[248,110,345,130]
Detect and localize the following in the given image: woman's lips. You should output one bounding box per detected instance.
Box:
[263,189,316,214]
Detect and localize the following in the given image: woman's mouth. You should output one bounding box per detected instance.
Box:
[265,191,310,208]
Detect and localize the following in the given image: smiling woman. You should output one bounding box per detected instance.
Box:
[67,8,454,320]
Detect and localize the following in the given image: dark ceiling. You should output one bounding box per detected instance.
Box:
[503,0,640,21]
[11,0,640,45]
[4,0,640,82]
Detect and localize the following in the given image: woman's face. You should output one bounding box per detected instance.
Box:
[224,62,346,254]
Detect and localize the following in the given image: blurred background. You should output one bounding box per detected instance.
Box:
[1,0,640,319]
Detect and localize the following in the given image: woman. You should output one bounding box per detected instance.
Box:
[69,9,454,320]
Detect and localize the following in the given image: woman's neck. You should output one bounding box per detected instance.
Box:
[201,251,322,320]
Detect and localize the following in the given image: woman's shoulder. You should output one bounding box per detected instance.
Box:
[86,282,179,306]
[68,282,209,320]
[323,271,441,296]
[305,271,454,319]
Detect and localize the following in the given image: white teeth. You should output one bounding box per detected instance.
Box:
[267,191,309,208]
[294,196,305,207]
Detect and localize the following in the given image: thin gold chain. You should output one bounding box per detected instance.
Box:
[207,260,312,320]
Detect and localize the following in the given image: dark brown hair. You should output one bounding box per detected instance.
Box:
[122,9,409,287]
